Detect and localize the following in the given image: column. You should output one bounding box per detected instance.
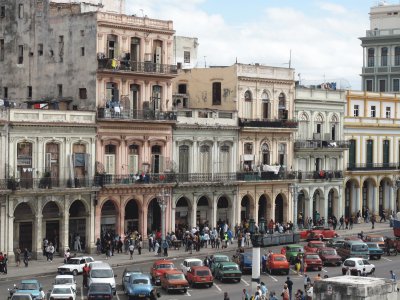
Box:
[230,193,236,227]
[142,203,148,238]
[254,195,259,222]
[0,199,5,252]
[193,140,198,172]
[119,197,125,238]
[88,194,96,253]
[389,187,395,212]
[293,187,298,231]
[34,197,43,259]
[7,198,14,258]
[211,194,217,228]
[171,198,176,233]
[191,196,197,228]
[94,201,102,243]
[373,186,379,215]
[61,209,69,253]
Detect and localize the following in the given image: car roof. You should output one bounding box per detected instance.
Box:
[20,280,39,284]
[55,275,74,279]
[304,252,319,255]
[345,240,366,244]
[154,259,174,264]
[164,269,184,274]
[366,234,383,237]
[90,262,112,269]
[70,256,92,259]
[184,258,202,262]
[319,247,336,251]
[191,266,210,271]
[287,244,303,248]
[218,261,237,266]
[214,254,229,258]
[309,241,324,243]
[129,273,151,280]
[53,285,72,289]
[271,253,285,257]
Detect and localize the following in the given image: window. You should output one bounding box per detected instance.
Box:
[0,39,4,61]
[27,86,32,98]
[79,88,87,99]
[0,6,5,18]
[370,105,376,118]
[178,84,187,94]
[366,79,373,92]
[353,105,359,117]
[3,87,8,98]
[379,79,386,92]
[18,4,23,19]
[105,144,116,175]
[57,84,62,97]
[383,140,390,166]
[184,51,190,63]
[393,79,400,92]
[59,35,64,62]
[368,48,375,67]
[80,30,85,37]
[395,47,400,66]
[212,82,221,105]
[244,143,253,155]
[18,45,23,64]
[81,47,85,56]
[244,90,252,101]
[128,144,139,174]
[381,47,388,66]
[38,43,43,56]
[386,107,391,118]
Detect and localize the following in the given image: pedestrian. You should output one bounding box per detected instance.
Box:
[241,288,250,300]
[281,284,289,300]
[254,291,261,300]
[138,238,142,255]
[82,263,90,288]
[285,276,293,300]
[303,275,310,292]
[349,216,354,230]
[15,248,21,267]
[345,217,349,229]
[74,234,82,252]
[154,240,160,256]
[306,284,313,300]
[314,273,322,281]
[47,243,55,262]
[162,239,168,257]
[3,254,7,274]
[64,248,71,264]
[223,291,230,300]
[270,291,278,300]
[262,252,267,273]
[129,243,134,260]
[371,214,376,229]
[390,270,397,282]
[0,253,6,274]
[339,216,344,230]
[23,248,29,267]
[295,289,304,300]
[96,238,101,255]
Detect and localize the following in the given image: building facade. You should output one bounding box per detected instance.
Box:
[294,87,348,223]
[344,91,400,218]
[174,36,199,69]
[360,2,400,93]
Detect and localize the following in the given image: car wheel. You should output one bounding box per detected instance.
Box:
[72,269,78,276]
[183,288,187,293]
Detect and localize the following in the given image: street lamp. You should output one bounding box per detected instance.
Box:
[157,188,170,244]
[249,218,261,295]
[290,184,299,232]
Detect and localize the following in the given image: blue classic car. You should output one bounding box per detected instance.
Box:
[124,273,158,300]
[8,280,45,300]
[366,242,384,260]
[233,252,252,274]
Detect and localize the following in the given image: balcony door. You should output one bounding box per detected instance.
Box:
[278,93,287,120]
[179,145,189,174]
[199,145,211,174]
[366,140,373,168]
[262,91,270,119]
[383,140,389,168]
[349,140,356,168]
[46,143,59,186]
[130,37,140,62]
[151,145,163,174]
[219,145,230,173]
[130,84,140,113]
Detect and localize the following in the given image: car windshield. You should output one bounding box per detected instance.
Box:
[370,237,384,242]
[351,244,368,251]
[157,264,174,269]
[290,247,303,252]
[52,288,71,294]
[189,261,202,267]
[20,283,38,290]
[168,274,185,280]
[132,279,149,284]
[306,255,320,259]
[362,260,371,265]
[215,256,229,262]
[68,259,80,265]
[321,250,337,256]
[344,260,355,267]
[55,278,73,285]
[222,265,238,271]
[367,243,379,248]
[196,270,210,276]
[274,256,286,261]
[313,243,325,248]
[91,270,113,278]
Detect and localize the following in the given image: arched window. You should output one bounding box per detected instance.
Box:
[330,114,339,140]
[220,145,230,173]
[298,112,309,140]
[314,114,324,136]
[278,93,287,120]
[243,90,253,118]
[262,91,270,119]
[244,90,252,101]
[381,47,388,66]
[368,48,375,67]
[261,143,270,165]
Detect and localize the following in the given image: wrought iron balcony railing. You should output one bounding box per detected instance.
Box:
[5,177,95,190]
[98,59,178,76]
[97,108,177,121]
[294,140,350,149]
[347,163,398,171]
[297,170,344,180]
[239,118,298,128]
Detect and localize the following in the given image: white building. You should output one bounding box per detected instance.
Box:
[174,36,199,69]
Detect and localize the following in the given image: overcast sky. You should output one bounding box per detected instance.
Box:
[125,0,382,90]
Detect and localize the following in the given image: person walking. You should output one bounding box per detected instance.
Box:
[138,238,142,255]
[15,248,21,267]
[23,248,29,267]
[285,277,293,300]
[162,239,168,257]
[303,275,310,292]
[390,270,397,282]
[241,288,250,300]
[128,243,134,260]
[223,291,230,300]
[47,243,55,262]
[338,216,344,230]
[371,214,376,229]
[64,248,71,264]
[74,234,82,252]
[96,238,101,255]
[82,263,90,288]
[281,284,289,300]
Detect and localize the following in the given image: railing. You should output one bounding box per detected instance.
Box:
[239,118,298,128]
[236,171,297,181]
[97,108,177,121]
[6,177,96,190]
[294,140,350,149]
[98,59,178,76]
[297,170,344,180]
[347,163,398,171]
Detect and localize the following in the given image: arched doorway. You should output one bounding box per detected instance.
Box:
[176,197,190,227]
[362,178,376,215]
[69,200,87,251]
[312,190,324,223]
[275,194,284,223]
[217,196,230,225]
[197,196,209,226]
[101,200,118,235]
[327,189,336,219]
[345,179,359,218]
[297,190,306,226]
[241,196,252,223]
[258,195,267,221]
[379,178,392,214]
[125,199,139,233]
[14,202,34,252]
[42,201,60,252]
[147,198,161,233]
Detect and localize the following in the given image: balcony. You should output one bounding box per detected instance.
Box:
[239,118,298,128]
[236,171,296,181]
[97,108,177,121]
[362,66,400,75]
[97,59,178,76]
[297,170,344,180]
[6,177,97,191]
[347,163,398,171]
[294,140,350,149]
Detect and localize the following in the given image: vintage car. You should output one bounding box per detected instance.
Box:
[285,244,304,264]
[160,270,189,293]
[266,254,290,275]
[232,252,252,274]
[210,254,230,274]
[10,293,33,300]
[366,242,384,260]
[150,259,176,285]
[124,273,158,299]
[364,235,385,249]
[303,252,323,271]
[300,226,338,241]
[341,258,375,276]
[122,266,143,291]
[213,262,242,283]
[326,237,346,249]
[57,256,95,275]
[87,283,113,300]
[9,280,45,300]
[186,266,213,288]
[317,247,341,266]
[47,285,76,300]
[304,241,326,253]
[180,258,203,276]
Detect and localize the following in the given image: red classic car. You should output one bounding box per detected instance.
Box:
[304,241,326,253]
[186,266,213,288]
[303,252,323,271]
[150,259,177,285]
[317,247,342,266]
[300,227,338,241]
[160,270,189,293]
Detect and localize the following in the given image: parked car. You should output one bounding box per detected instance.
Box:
[300,226,338,241]
[232,252,252,274]
[285,244,304,264]
[124,273,158,300]
[122,266,143,291]
[53,275,76,293]
[57,256,94,275]
[10,294,33,300]
[8,280,45,300]
[150,259,176,285]
[304,241,326,253]
[213,262,242,283]
[303,253,323,271]
[266,254,290,275]
[326,237,346,249]
[186,266,213,288]
[87,262,117,295]
[47,285,76,300]
[180,258,203,276]
[160,270,189,293]
[337,240,369,260]
[341,258,375,276]
[87,283,113,300]
[364,235,385,249]
[366,242,384,260]
[210,254,230,274]
[317,247,342,266]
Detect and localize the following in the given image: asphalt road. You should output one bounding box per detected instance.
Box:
[2,228,399,300]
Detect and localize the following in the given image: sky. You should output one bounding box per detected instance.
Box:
[125,0,383,90]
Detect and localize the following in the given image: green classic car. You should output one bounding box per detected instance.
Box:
[366,242,384,260]
[210,254,230,274]
[213,262,242,283]
[285,244,304,264]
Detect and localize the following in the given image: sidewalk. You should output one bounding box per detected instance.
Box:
[0,221,392,282]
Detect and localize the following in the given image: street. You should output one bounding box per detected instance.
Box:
[1,228,399,299]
